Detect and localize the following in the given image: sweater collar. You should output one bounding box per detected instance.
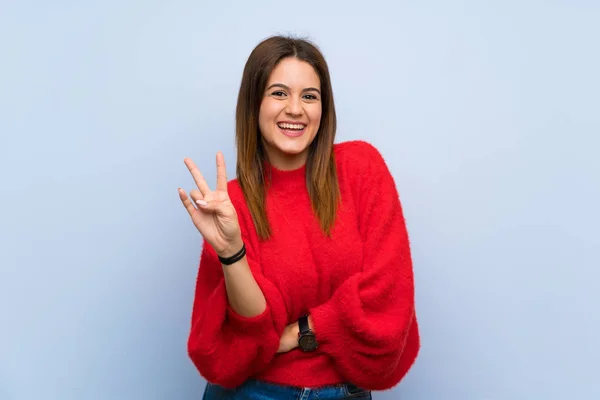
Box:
[264,161,307,191]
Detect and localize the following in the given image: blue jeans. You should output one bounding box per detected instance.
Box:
[202,379,372,400]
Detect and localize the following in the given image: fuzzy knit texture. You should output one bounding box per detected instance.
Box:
[187,140,420,391]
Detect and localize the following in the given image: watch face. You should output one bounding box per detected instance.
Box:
[299,333,318,351]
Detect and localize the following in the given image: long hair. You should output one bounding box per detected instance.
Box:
[235,35,340,240]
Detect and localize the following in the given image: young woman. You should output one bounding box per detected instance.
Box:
[178,35,420,400]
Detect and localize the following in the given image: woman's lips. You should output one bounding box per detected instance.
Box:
[277,123,306,138]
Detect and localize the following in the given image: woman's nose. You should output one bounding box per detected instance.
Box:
[285,97,303,116]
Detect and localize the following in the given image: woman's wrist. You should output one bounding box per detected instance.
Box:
[289,322,300,349]
[217,237,244,259]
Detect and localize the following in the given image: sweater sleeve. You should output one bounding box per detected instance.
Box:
[309,142,417,390]
[187,196,288,389]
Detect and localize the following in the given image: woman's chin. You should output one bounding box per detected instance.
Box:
[273,141,309,156]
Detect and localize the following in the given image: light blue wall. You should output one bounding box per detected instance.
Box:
[1,1,598,399]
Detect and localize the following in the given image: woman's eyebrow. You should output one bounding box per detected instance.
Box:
[266,83,321,95]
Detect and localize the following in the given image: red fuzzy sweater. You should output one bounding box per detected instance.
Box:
[187,140,420,390]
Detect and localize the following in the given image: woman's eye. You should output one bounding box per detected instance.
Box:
[271,91,286,97]
[303,94,318,100]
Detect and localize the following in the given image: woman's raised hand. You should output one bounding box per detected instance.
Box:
[178,152,242,257]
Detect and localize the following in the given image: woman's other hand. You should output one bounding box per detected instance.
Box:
[277,322,300,353]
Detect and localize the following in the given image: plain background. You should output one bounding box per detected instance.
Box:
[1,1,599,399]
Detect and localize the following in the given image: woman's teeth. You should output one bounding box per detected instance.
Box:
[278,123,305,130]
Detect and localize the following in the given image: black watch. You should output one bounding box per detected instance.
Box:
[297,315,318,352]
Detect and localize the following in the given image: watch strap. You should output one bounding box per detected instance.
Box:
[298,315,310,334]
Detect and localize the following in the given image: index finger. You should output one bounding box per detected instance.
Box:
[216,151,228,192]
[184,158,211,195]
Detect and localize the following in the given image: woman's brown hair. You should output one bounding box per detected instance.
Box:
[235,35,340,240]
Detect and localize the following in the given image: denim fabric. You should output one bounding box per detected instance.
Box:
[202,379,372,400]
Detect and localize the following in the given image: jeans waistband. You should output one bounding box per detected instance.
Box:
[203,379,372,400]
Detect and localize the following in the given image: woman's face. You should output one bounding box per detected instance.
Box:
[258,57,322,171]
